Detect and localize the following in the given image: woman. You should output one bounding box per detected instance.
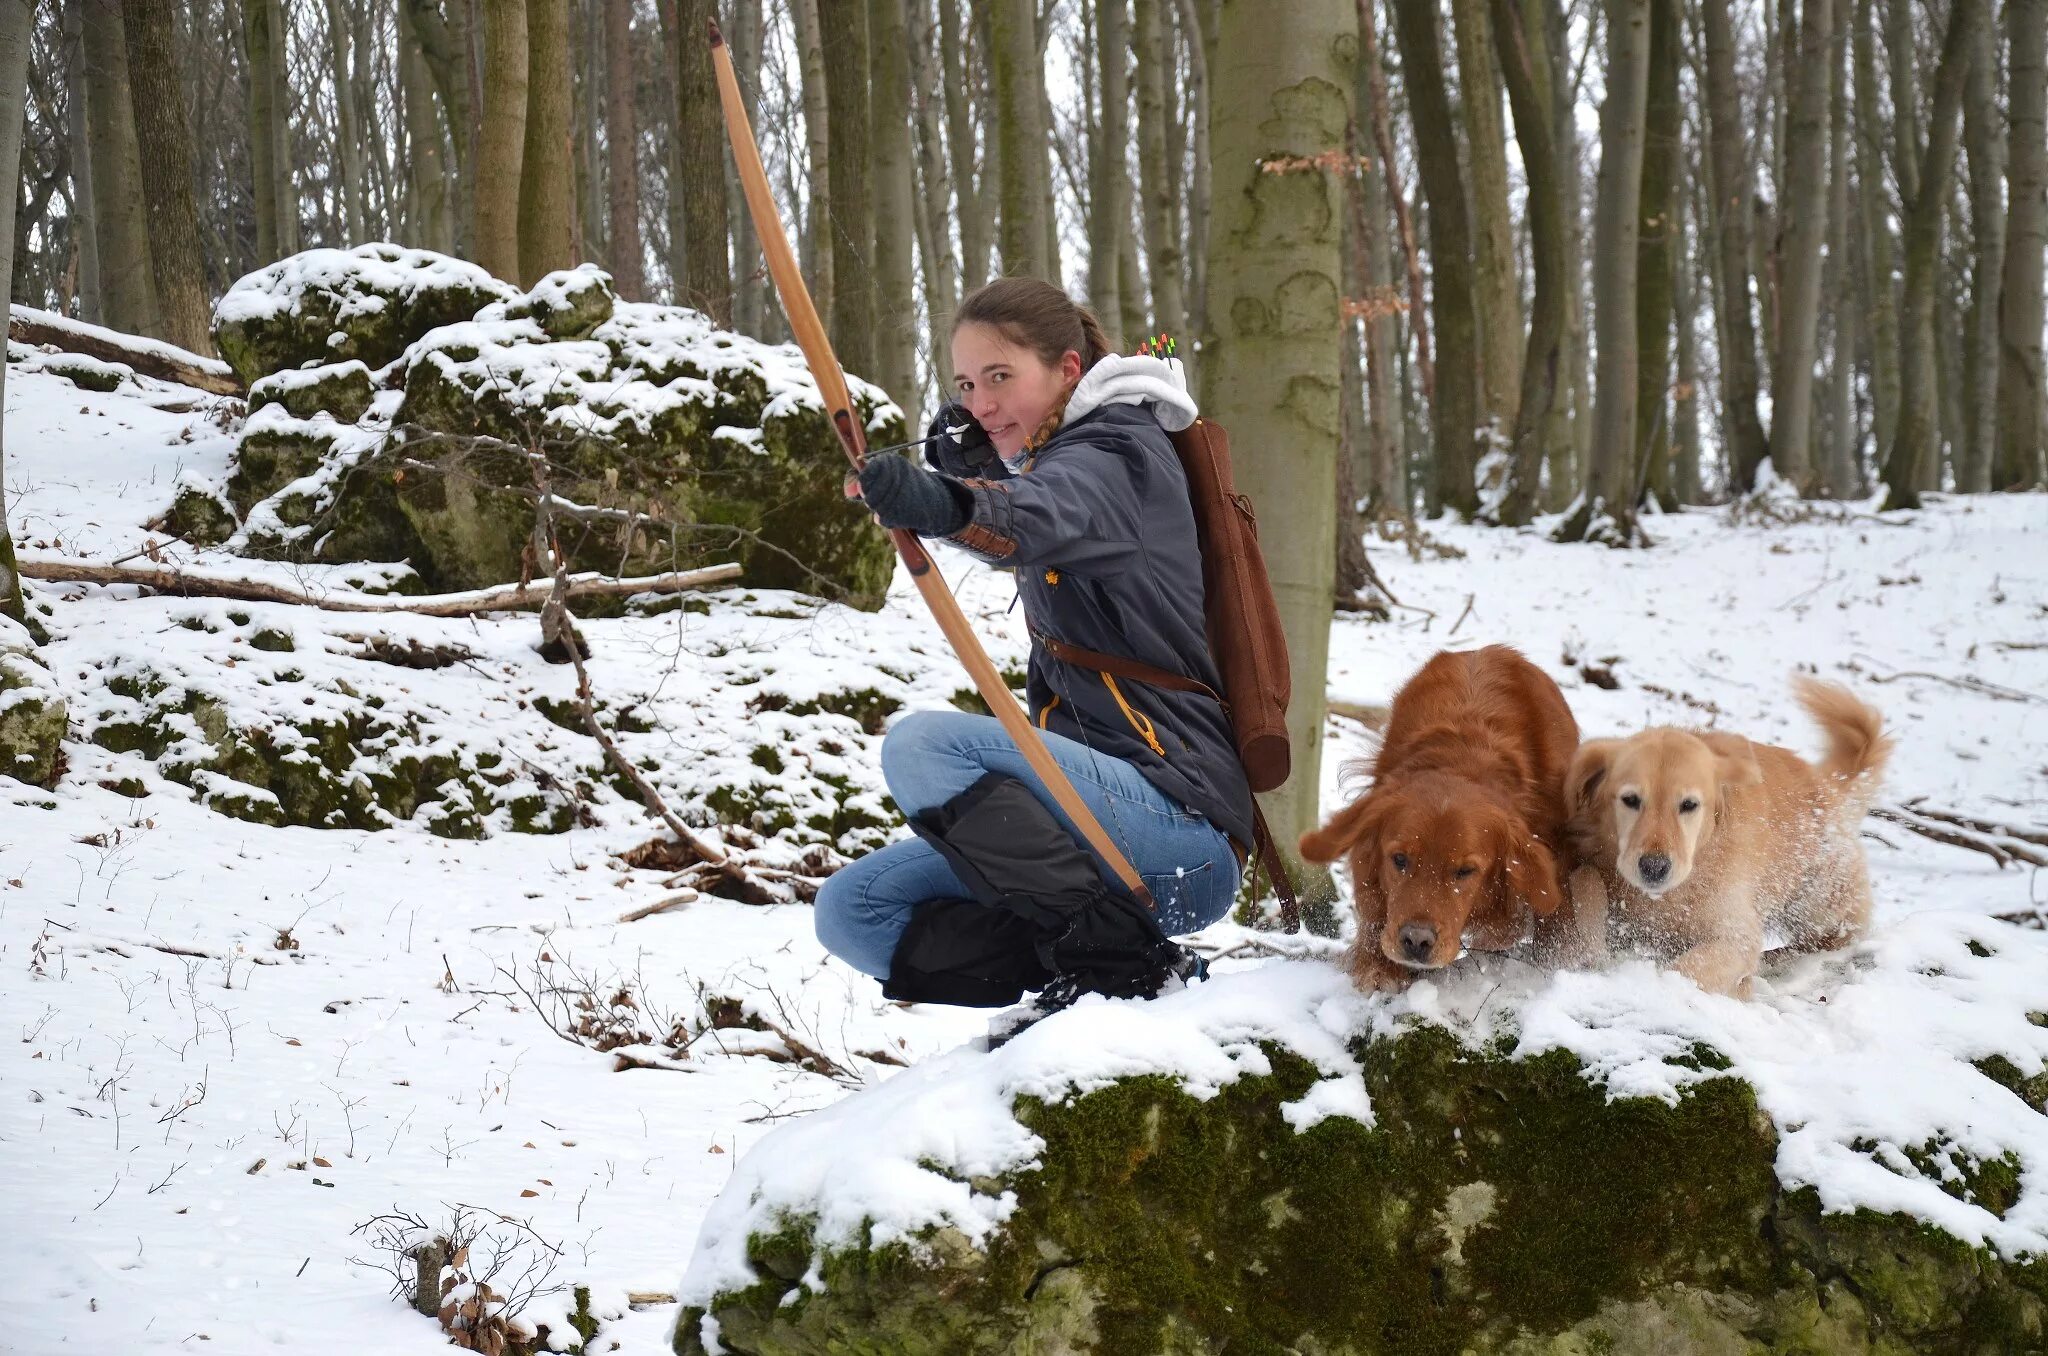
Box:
[812,278,1253,1012]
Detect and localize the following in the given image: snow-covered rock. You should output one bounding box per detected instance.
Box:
[675,930,2048,1354]
[0,614,66,787]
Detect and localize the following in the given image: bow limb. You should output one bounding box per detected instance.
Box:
[707,21,1154,909]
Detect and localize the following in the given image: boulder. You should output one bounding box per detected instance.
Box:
[248,359,376,423]
[0,618,66,787]
[212,243,518,387]
[674,936,2048,1355]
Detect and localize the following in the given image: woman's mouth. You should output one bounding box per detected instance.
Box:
[984,422,1018,444]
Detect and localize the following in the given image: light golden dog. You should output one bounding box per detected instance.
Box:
[1565,676,1892,998]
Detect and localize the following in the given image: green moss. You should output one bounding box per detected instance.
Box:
[43,353,127,391]
[165,481,239,547]
[228,422,341,515]
[748,745,785,775]
[681,1029,2048,1355]
[772,688,903,737]
[248,628,296,653]
[248,361,375,422]
[0,655,67,788]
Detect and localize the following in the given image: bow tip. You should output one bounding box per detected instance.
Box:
[707,16,724,46]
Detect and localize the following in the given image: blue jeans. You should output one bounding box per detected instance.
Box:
[813,709,1242,979]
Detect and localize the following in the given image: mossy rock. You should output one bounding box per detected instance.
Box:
[212,243,518,386]
[248,360,375,422]
[0,644,67,788]
[505,265,617,340]
[165,477,239,548]
[676,1027,2048,1355]
[228,418,345,516]
[43,353,129,391]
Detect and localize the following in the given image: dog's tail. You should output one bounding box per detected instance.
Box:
[1794,675,1892,814]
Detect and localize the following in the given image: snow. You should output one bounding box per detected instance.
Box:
[1,346,2045,1353]
[213,244,516,330]
[9,304,236,381]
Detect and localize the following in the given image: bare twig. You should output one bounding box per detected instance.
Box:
[1871,804,2048,868]
[618,891,699,924]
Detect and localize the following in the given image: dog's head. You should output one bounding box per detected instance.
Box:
[1301,778,1565,972]
[1567,730,1761,896]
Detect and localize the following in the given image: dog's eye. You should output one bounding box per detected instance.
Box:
[1620,792,1642,811]
[1679,797,1700,814]
[1455,865,1477,879]
[1390,852,1409,872]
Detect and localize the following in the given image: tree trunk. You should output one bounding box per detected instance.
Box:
[408,0,476,256]
[1958,9,2003,493]
[1362,0,1430,429]
[1701,0,1768,493]
[1392,1,1482,517]
[518,0,573,285]
[1766,0,1833,493]
[0,0,37,623]
[1133,0,1186,339]
[1450,0,1522,438]
[911,0,958,392]
[1561,0,1650,544]
[1350,0,1398,520]
[121,0,213,356]
[987,0,1053,280]
[728,0,766,335]
[1204,0,1355,932]
[324,0,368,245]
[1875,0,1974,510]
[601,0,643,300]
[242,0,281,262]
[939,0,986,295]
[868,0,918,412]
[1997,0,2046,490]
[1172,0,1212,373]
[1672,181,1704,503]
[1853,0,1899,464]
[1549,0,1587,507]
[792,0,834,322]
[1879,0,1981,510]
[1037,9,1064,281]
[398,13,453,253]
[80,0,158,336]
[1490,0,1570,527]
[63,0,100,322]
[1636,0,1680,512]
[821,0,873,367]
[1819,0,1856,495]
[1089,0,1129,349]
[476,0,528,282]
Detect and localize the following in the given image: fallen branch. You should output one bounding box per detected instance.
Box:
[10,305,241,395]
[24,556,740,616]
[618,891,698,924]
[1871,804,2048,868]
[1853,657,2043,705]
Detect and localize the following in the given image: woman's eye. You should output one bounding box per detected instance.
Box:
[1391,852,1409,872]
[1620,792,1642,810]
[1679,798,1700,814]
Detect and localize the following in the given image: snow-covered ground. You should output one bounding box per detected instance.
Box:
[2,356,2043,1353]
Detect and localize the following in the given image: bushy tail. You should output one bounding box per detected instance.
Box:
[1793,675,1892,813]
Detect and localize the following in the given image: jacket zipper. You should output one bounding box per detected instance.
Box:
[1101,673,1167,757]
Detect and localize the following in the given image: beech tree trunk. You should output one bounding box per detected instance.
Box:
[1450,0,1522,436]
[601,0,643,300]
[1134,0,1185,337]
[121,0,214,355]
[821,0,873,368]
[517,0,573,284]
[728,0,766,335]
[0,0,37,624]
[1701,0,1768,493]
[910,0,959,381]
[988,0,1054,280]
[1854,0,1900,464]
[1637,0,1681,512]
[1392,1,1481,516]
[1879,0,1981,510]
[792,0,834,323]
[1767,0,1834,493]
[476,0,529,282]
[1997,0,2047,489]
[869,0,918,412]
[1089,0,1130,349]
[1959,9,2004,492]
[1203,0,1356,931]
[324,0,368,245]
[1351,0,1399,519]
[80,0,159,336]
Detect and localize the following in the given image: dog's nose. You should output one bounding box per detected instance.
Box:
[1638,853,1672,886]
[1397,923,1437,965]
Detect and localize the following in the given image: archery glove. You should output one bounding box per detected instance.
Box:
[924,402,996,474]
[856,454,974,537]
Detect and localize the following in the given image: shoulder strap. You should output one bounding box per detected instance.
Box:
[1252,801,1302,934]
[1036,632,1226,707]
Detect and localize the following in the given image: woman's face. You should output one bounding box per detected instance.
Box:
[950,322,1082,460]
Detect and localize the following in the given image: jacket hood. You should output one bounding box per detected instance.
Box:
[1065,353,1199,433]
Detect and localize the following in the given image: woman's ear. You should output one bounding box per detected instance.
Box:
[1300,794,1384,865]
[1567,739,1620,815]
[1060,349,1084,384]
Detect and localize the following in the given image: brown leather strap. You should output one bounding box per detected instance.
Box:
[1252,801,1302,934]
[1036,632,1227,707]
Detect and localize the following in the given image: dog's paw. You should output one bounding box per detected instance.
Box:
[1347,947,1416,994]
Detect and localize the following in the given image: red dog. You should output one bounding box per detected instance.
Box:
[1301,646,1585,991]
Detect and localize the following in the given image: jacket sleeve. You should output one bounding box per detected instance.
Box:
[940,436,1144,574]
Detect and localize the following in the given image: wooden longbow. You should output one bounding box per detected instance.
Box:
[707,21,1153,907]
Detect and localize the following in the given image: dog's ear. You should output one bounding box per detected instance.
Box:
[1299,793,1386,865]
[1502,828,1566,918]
[1715,739,1764,789]
[1566,739,1620,814]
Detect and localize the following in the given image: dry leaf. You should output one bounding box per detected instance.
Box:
[452,1245,470,1269]
[537,1178,551,1185]
[312,1156,331,1167]
[519,1188,538,1197]
[708,1143,725,1154]
[522,1141,536,1149]
[284,1037,302,1046]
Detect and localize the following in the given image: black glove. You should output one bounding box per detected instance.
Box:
[856,454,974,537]
[924,402,994,474]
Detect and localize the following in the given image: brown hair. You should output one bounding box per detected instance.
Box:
[953,278,1112,451]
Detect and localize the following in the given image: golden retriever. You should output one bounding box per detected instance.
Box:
[1564,676,1892,998]
[1300,646,1584,992]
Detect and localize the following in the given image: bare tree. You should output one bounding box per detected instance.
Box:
[122,0,213,354]
[1636,0,1680,511]
[1998,0,2047,489]
[820,0,873,365]
[987,0,1055,280]
[1879,0,1982,510]
[518,0,573,284]
[1959,7,2004,492]
[1768,0,1835,493]
[476,0,528,281]
[1701,0,1768,493]
[868,0,918,409]
[0,0,36,624]
[1088,0,1129,349]
[791,0,833,320]
[601,0,642,299]
[1451,0,1522,436]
